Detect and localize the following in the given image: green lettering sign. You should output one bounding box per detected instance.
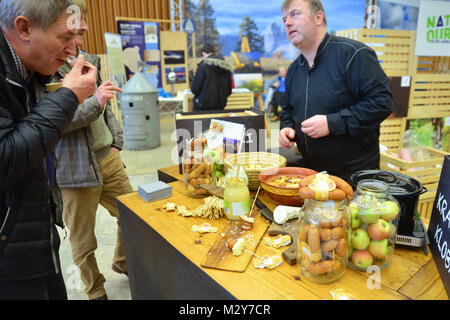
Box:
[427,29,434,42]
[427,16,436,28]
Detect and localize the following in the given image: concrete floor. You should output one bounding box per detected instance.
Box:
[58,108,282,300]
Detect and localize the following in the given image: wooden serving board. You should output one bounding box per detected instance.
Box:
[201,209,269,272]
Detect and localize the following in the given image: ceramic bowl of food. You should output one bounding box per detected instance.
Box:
[259,167,318,206]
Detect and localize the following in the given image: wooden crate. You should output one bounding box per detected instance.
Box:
[408,74,450,119]
[336,29,415,77]
[380,146,449,219]
[182,91,254,112]
[417,56,450,74]
[379,117,407,151]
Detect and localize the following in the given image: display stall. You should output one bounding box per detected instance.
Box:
[116,167,448,300]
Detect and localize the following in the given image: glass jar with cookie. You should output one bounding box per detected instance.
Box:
[182,137,214,198]
[296,173,353,284]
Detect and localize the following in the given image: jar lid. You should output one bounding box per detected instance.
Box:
[349,170,423,196]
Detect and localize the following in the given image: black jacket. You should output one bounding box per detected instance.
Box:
[191,54,233,111]
[0,31,79,281]
[280,33,394,180]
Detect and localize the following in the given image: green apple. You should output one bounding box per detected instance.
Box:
[360,222,369,230]
[348,245,354,259]
[209,150,222,164]
[368,219,390,241]
[368,239,389,259]
[381,201,399,222]
[387,223,396,239]
[349,203,361,229]
[351,250,373,269]
[359,208,380,224]
[351,228,371,250]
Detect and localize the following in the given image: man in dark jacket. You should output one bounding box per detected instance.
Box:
[279,0,394,180]
[191,44,233,111]
[0,0,97,299]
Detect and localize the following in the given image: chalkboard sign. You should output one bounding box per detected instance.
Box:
[427,155,450,297]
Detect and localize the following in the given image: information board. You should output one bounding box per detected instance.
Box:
[117,20,162,88]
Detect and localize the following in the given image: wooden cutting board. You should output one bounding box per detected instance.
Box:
[201,208,269,272]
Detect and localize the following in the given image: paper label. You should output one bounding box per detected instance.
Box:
[308,173,336,200]
[401,76,411,87]
[224,199,251,216]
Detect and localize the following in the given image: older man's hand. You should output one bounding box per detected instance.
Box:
[96,81,123,109]
[62,54,97,104]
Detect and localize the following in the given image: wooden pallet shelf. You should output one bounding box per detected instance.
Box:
[408,74,450,119]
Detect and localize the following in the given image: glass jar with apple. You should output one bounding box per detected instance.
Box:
[297,199,351,284]
[348,179,400,271]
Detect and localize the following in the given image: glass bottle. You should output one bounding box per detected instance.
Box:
[223,177,251,220]
[348,179,400,272]
[297,199,351,284]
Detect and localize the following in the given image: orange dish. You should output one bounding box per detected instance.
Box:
[259,167,317,206]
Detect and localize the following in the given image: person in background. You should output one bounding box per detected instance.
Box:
[278,0,394,180]
[51,0,133,300]
[191,43,233,111]
[0,0,97,299]
[269,66,287,122]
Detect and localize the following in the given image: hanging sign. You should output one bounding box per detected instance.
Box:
[415,0,450,56]
[427,155,450,297]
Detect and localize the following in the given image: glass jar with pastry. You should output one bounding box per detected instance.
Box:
[182,137,213,198]
[297,199,351,284]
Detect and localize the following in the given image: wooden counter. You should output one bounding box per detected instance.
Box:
[117,166,448,300]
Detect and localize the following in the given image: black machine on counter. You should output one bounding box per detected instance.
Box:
[349,170,430,253]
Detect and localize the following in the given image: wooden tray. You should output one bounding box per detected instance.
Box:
[201,209,268,272]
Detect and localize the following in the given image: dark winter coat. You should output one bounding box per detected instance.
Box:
[280,33,394,180]
[0,31,79,281]
[191,54,233,111]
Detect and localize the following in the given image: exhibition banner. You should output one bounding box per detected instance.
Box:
[415,0,450,56]
[117,20,162,87]
[104,33,127,88]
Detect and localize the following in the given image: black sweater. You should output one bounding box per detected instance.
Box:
[280,33,394,180]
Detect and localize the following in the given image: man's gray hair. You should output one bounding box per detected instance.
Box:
[0,0,75,31]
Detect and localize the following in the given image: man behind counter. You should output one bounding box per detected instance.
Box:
[278,0,394,181]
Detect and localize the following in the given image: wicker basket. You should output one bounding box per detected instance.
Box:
[224,152,287,190]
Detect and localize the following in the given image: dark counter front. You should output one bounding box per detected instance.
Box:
[117,199,235,300]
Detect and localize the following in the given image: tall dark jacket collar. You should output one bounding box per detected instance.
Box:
[0,29,52,87]
[298,32,331,68]
[0,30,25,85]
